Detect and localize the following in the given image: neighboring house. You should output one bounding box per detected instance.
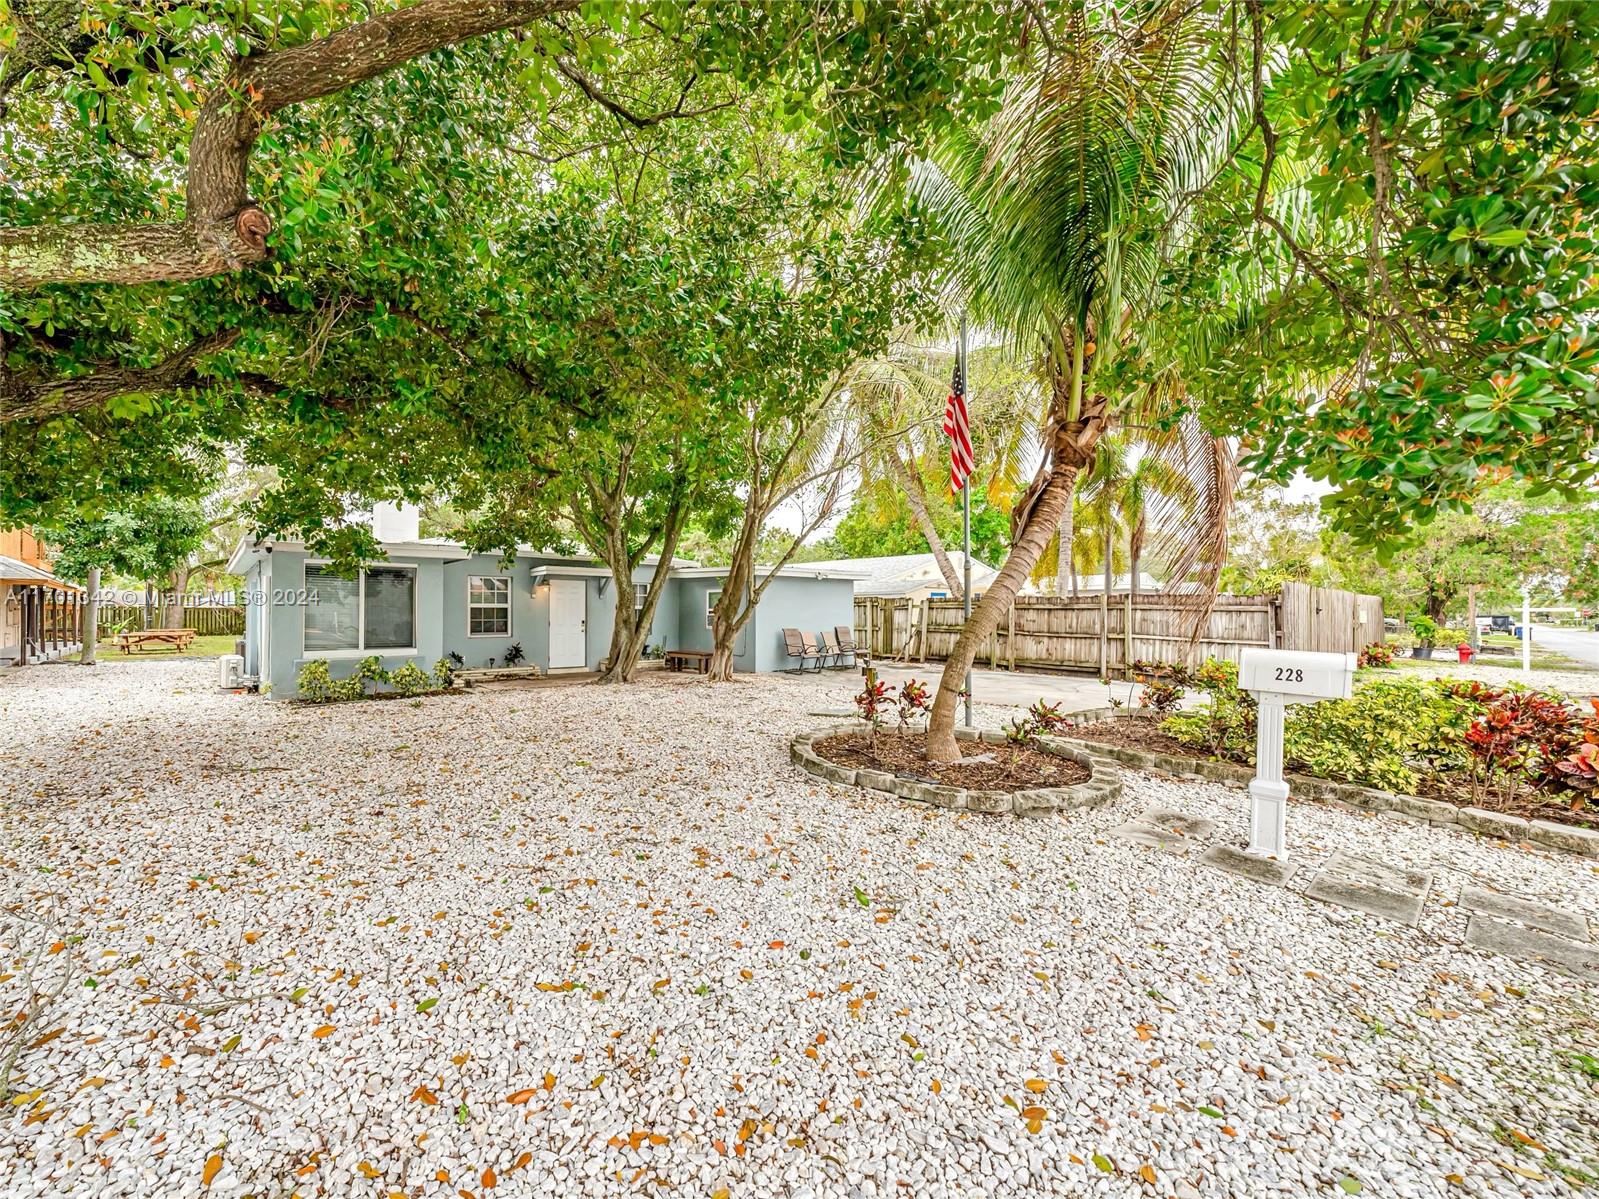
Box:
[799,553,997,601]
[1069,571,1167,595]
[0,529,85,668]
[227,506,861,698]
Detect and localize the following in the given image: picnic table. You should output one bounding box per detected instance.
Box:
[663,648,712,674]
[116,628,198,654]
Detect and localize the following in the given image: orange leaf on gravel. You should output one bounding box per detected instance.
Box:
[1023,1079,1048,1094]
[1138,1165,1158,1185]
[506,1089,537,1104]
[411,1085,438,1106]
[311,1025,335,1039]
[202,1154,222,1187]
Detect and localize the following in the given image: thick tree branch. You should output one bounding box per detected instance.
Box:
[552,60,733,129]
[0,0,579,289]
[0,328,241,422]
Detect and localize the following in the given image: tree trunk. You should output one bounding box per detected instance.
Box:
[886,446,963,597]
[926,459,1085,761]
[80,567,100,665]
[1129,513,1145,601]
[162,566,191,630]
[706,489,764,683]
[1054,490,1077,596]
[594,504,688,685]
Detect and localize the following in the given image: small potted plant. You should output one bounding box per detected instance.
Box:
[1408,615,1440,659]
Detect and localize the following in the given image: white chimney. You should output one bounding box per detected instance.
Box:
[371,501,420,544]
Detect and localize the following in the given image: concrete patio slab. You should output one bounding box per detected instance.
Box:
[1465,915,1599,976]
[1302,853,1431,926]
[1200,843,1304,887]
[1459,885,1590,941]
[1109,807,1217,856]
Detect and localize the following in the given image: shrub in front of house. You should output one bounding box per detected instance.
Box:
[295,657,459,703]
[388,662,432,697]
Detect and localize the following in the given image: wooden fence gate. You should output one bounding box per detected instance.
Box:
[853,585,1382,676]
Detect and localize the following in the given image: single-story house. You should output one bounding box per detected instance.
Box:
[1069,571,1166,595]
[1,529,85,669]
[798,552,997,601]
[226,506,862,698]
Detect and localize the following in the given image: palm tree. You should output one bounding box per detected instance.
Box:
[903,2,1240,761]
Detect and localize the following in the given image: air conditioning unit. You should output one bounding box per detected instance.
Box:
[218,654,247,689]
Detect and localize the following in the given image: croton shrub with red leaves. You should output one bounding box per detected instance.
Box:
[1447,683,1599,808]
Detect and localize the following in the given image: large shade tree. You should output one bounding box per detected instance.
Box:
[1,0,1029,549]
[1160,0,1599,544]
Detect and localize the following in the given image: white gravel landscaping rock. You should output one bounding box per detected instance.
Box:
[0,659,1595,1198]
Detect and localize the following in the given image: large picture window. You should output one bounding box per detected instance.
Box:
[304,564,416,653]
[468,575,511,636]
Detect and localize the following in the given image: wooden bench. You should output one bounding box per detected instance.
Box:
[664,648,712,674]
[116,628,198,654]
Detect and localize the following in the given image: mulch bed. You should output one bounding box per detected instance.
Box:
[1063,718,1597,830]
[815,731,1089,792]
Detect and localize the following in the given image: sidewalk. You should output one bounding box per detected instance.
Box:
[866,661,1138,712]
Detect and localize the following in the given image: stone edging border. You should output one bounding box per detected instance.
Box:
[1051,707,1599,859]
[790,723,1122,818]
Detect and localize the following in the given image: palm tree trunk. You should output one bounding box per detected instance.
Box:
[1053,496,1076,597]
[927,358,1108,765]
[926,459,1083,761]
[886,446,963,598]
[1129,513,1145,601]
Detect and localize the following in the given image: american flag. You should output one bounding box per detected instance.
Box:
[943,353,974,493]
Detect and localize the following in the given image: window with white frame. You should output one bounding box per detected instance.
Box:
[706,589,720,629]
[468,576,511,636]
[634,582,647,612]
[304,564,416,652]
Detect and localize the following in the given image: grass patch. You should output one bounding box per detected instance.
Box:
[67,634,238,662]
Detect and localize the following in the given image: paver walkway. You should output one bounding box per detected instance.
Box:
[1111,806,1599,977]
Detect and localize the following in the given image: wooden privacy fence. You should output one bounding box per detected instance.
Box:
[853,585,1382,676]
[1279,582,1384,654]
[97,604,244,638]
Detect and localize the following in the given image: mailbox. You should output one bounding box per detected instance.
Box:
[1239,649,1357,701]
[1235,648,1359,862]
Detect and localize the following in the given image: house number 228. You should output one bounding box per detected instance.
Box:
[1274,666,1305,682]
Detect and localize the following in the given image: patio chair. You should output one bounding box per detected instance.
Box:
[781,627,824,673]
[819,630,849,670]
[833,625,859,668]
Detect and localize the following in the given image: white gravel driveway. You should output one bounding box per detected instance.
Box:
[1,660,1594,1199]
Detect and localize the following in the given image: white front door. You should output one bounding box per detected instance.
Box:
[548,579,586,669]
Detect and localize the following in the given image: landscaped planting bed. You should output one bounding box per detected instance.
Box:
[814,730,1091,791]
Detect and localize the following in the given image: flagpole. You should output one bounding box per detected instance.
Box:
[960,312,973,730]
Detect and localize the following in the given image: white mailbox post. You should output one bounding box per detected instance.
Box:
[1237,648,1359,860]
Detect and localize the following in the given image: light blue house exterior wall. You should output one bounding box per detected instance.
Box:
[667,573,854,672]
[241,546,713,698]
[747,575,856,671]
